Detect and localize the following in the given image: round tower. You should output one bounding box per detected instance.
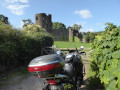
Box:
[48,14,51,21]
[35,13,52,33]
[35,13,46,28]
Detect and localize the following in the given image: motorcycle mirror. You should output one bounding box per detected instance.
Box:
[56,50,60,54]
[80,52,86,56]
[80,46,84,50]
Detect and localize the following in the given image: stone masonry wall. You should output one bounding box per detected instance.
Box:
[51,29,69,41]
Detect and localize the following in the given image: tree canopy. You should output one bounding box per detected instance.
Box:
[53,22,66,29]
[71,24,82,30]
[0,15,9,24]
[22,19,33,27]
[23,24,46,33]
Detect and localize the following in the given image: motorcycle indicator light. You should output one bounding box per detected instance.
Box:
[38,75,41,78]
[46,79,56,85]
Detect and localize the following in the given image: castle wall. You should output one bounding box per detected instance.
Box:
[69,28,73,42]
[34,13,80,42]
[51,29,69,41]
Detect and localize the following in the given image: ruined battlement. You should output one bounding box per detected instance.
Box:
[35,13,52,32]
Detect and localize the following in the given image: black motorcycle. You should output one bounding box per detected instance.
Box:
[42,48,86,90]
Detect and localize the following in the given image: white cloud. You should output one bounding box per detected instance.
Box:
[18,20,24,29]
[96,22,101,26]
[5,0,28,3]
[70,21,86,28]
[101,25,105,29]
[74,9,92,19]
[0,0,29,15]
[96,22,105,29]
[75,21,86,27]
[7,4,29,15]
[81,28,94,32]
[87,28,93,32]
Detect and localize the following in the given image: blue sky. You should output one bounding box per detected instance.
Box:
[0,0,120,32]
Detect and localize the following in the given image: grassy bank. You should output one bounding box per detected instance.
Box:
[54,41,91,48]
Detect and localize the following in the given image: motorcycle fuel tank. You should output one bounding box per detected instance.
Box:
[28,54,64,78]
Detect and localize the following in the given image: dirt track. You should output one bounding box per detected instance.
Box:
[80,55,90,90]
[0,75,44,90]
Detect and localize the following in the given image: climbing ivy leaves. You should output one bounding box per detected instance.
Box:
[91,23,120,89]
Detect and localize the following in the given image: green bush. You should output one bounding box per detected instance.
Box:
[87,77,104,89]
[91,23,120,89]
[0,23,53,73]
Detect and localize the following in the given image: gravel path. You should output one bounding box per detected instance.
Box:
[0,75,44,90]
[80,54,90,90]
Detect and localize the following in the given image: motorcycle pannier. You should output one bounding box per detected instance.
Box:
[28,54,64,78]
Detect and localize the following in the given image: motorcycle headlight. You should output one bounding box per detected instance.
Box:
[66,54,73,59]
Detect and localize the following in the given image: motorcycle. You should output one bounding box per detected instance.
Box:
[28,47,86,90]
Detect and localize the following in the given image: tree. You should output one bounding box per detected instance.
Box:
[84,32,97,43]
[22,19,33,27]
[85,32,90,43]
[89,32,95,43]
[78,32,83,41]
[23,24,46,33]
[105,22,117,31]
[71,24,82,31]
[53,22,66,29]
[0,15,9,24]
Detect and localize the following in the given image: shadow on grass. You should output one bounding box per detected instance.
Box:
[80,77,105,90]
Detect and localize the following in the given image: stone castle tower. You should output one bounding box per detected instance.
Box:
[35,13,80,42]
[35,13,52,33]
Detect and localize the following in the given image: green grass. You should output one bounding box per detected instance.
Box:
[54,41,91,48]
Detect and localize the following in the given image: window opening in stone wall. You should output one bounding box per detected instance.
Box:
[43,17,44,21]
[36,16,38,20]
[46,24,48,28]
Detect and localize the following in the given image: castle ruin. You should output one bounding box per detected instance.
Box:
[35,13,80,42]
[35,13,52,33]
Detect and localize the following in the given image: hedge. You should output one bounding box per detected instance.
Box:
[0,23,53,73]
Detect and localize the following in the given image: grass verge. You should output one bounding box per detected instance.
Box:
[54,41,91,48]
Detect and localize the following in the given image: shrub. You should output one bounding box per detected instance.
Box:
[0,23,53,73]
